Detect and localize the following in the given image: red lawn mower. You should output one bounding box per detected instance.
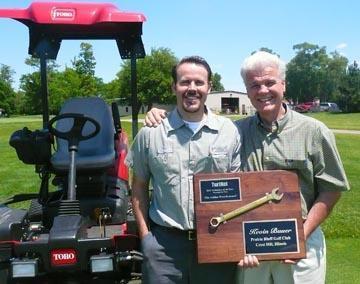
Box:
[0,2,145,283]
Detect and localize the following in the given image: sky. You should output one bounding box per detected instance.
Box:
[0,0,359,92]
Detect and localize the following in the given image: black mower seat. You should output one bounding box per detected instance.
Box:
[51,97,115,172]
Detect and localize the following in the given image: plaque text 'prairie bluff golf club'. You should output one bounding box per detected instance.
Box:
[243,219,300,255]
[200,178,241,203]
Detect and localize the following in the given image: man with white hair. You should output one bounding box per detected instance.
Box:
[236,51,349,283]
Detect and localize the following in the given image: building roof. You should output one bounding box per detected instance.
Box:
[209,90,247,96]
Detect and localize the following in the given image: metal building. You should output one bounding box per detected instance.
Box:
[206,90,255,115]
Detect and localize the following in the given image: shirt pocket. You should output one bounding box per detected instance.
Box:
[283,159,307,170]
[267,158,308,171]
[207,147,230,172]
[151,147,179,185]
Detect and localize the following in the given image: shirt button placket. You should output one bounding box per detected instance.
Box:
[188,139,196,227]
[263,140,271,169]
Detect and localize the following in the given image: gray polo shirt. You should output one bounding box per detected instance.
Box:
[126,108,241,230]
[236,107,349,217]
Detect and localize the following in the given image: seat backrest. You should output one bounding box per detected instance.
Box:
[51,97,115,172]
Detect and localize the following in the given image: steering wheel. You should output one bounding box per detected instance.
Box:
[48,113,100,147]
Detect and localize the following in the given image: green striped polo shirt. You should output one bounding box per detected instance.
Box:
[235,107,349,217]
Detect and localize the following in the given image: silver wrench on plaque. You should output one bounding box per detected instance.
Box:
[209,188,283,229]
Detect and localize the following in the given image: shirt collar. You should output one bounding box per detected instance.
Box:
[164,106,221,133]
[255,103,290,134]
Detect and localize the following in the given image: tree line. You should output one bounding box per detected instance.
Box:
[285,43,359,112]
[0,42,359,116]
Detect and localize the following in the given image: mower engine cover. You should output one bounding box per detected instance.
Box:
[0,205,27,242]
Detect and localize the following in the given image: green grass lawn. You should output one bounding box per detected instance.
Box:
[0,121,42,199]
[0,115,359,283]
[326,238,360,283]
[322,134,360,239]
[305,112,360,130]
[208,112,360,131]
[0,115,43,124]
[323,133,360,282]
[122,110,360,131]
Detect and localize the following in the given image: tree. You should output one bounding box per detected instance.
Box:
[0,64,14,84]
[252,47,280,57]
[286,42,347,104]
[48,68,83,113]
[25,57,59,72]
[101,78,120,100]
[19,56,60,114]
[68,43,103,104]
[0,80,14,115]
[106,47,226,112]
[0,64,16,115]
[325,51,348,102]
[19,71,42,114]
[71,42,96,76]
[19,42,103,114]
[339,61,360,112]
[112,47,178,113]
[212,73,225,92]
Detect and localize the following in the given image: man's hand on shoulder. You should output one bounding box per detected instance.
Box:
[144,108,167,127]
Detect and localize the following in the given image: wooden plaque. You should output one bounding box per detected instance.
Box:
[193,170,306,263]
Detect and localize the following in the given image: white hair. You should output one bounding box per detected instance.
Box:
[240,51,286,82]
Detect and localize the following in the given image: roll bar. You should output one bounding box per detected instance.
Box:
[0,1,146,136]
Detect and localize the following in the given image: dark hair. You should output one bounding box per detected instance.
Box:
[171,56,212,83]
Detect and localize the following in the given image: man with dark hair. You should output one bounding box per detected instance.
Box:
[171,55,213,83]
[126,56,241,284]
